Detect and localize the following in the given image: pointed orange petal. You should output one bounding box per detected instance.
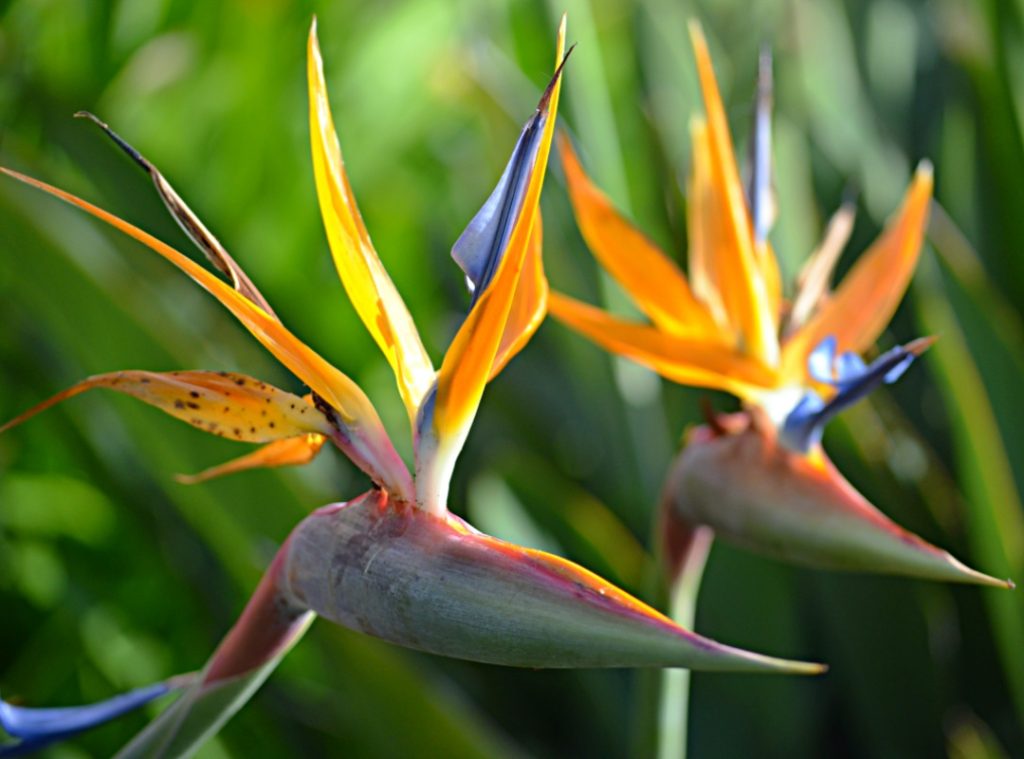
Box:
[548,292,775,400]
[308,21,435,420]
[782,163,933,382]
[687,118,733,334]
[559,133,719,340]
[0,168,412,498]
[416,18,567,514]
[489,212,548,379]
[758,239,783,333]
[177,433,327,484]
[0,370,331,440]
[689,22,779,365]
[436,37,565,431]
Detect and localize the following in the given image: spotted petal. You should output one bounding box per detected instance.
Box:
[307,19,434,421]
[0,168,412,498]
[1,370,331,441]
[172,392,328,483]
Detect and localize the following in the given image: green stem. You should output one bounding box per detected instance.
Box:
[656,525,713,759]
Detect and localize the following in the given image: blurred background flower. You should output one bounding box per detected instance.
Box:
[0,0,1021,757]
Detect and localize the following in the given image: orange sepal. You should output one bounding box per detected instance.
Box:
[782,163,933,383]
[489,212,548,379]
[559,133,719,340]
[177,433,327,484]
[688,23,779,365]
[0,168,412,498]
[548,291,776,401]
[307,20,434,419]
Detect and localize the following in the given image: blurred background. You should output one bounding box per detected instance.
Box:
[1,0,1022,756]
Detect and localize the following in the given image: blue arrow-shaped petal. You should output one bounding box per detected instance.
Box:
[0,678,186,756]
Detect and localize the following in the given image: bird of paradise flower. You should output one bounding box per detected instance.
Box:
[549,22,1012,591]
[0,18,821,758]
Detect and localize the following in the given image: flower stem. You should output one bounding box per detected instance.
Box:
[656,525,713,759]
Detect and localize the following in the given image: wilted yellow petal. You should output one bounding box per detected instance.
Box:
[781,163,933,383]
[74,111,279,319]
[490,212,548,379]
[559,133,720,340]
[177,433,327,484]
[1,170,368,421]
[689,22,779,366]
[785,199,857,336]
[308,20,435,420]
[1,168,412,498]
[548,292,776,401]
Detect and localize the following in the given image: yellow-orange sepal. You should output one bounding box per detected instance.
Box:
[688,22,779,366]
[415,17,568,514]
[559,133,719,340]
[307,20,435,421]
[548,291,774,401]
[782,162,934,384]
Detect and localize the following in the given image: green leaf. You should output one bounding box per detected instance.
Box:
[913,244,1024,716]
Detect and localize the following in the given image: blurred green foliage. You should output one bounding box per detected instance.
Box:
[1,0,1022,756]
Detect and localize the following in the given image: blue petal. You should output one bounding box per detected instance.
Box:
[807,335,838,385]
[834,351,868,387]
[780,392,828,452]
[782,336,933,453]
[0,681,176,756]
[747,45,774,244]
[451,120,542,300]
[451,51,570,307]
